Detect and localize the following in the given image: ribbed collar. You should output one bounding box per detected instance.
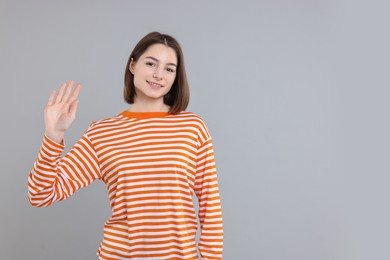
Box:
[119,110,170,119]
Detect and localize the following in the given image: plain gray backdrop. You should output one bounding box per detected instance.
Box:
[1,0,390,259]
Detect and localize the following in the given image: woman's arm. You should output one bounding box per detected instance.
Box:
[27,81,101,207]
[28,132,101,207]
[195,137,224,260]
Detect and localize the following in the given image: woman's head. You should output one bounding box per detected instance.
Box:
[124,32,189,114]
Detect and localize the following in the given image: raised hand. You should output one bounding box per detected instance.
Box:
[44,80,81,143]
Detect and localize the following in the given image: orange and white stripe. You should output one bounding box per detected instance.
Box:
[28,111,223,260]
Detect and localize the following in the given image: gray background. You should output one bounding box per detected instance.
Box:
[1,0,389,259]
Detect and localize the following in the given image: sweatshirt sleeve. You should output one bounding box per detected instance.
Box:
[195,137,224,260]
[28,132,101,207]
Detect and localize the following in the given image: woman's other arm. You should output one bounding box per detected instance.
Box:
[28,81,101,207]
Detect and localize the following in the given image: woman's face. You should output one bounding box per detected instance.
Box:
[130,43,177,104]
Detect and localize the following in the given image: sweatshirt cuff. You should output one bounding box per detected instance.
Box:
[43,134,65,149]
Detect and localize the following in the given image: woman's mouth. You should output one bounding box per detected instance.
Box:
[147,81,163,89]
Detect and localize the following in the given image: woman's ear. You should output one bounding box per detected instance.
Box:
[129,59,135,74]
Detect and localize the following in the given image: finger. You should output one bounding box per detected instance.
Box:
[62,80,75,103]
[55,82,67,103]
[69,83,81,102]
[47,90,56,106]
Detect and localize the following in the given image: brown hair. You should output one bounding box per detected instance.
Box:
[124,32,190,114]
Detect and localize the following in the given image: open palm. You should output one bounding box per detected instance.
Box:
[44,80,81,142]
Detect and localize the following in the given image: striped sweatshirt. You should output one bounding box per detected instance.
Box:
[28,110,223,260]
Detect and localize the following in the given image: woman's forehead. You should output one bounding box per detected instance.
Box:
[140,44,177,64]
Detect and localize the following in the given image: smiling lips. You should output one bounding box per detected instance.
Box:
[147,81,163,89]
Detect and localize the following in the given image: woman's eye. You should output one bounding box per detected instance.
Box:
[146,62,155,67]
[166,68,176,73]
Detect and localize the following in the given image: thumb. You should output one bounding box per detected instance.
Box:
[69,99,79,115]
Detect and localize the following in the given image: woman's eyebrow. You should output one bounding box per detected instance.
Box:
[145,56,177,67]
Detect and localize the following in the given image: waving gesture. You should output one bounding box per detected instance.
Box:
[44,80,81,143]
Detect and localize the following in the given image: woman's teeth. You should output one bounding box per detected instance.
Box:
[148,81,162,88]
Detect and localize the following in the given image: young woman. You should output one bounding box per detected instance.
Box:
[28,32,223,260]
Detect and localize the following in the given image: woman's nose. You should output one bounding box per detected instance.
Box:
[152,67,163,80]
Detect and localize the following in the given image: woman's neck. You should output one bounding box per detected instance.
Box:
[127,101,170,113]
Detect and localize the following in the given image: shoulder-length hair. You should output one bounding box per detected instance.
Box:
[124,32,190,114]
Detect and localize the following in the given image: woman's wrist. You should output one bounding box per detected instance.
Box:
[44,130,65,144]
